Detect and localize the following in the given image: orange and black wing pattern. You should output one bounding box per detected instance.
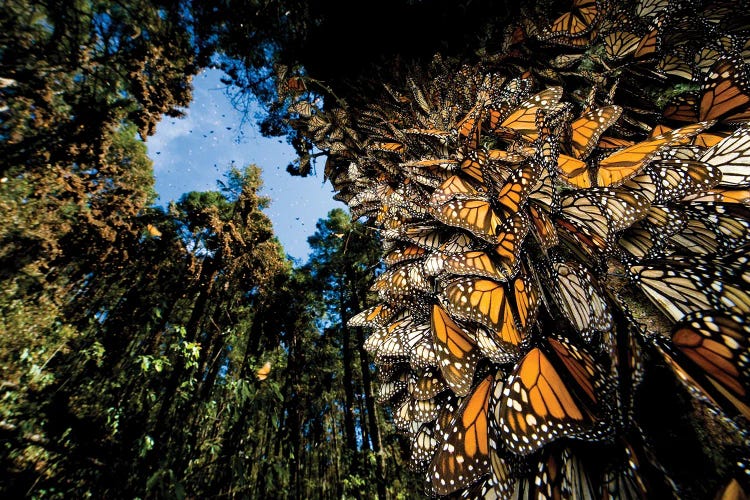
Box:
[431,303,482,397]
[498,337,611,455]
[428,374,495,495]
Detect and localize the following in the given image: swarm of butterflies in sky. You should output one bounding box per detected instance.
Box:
[281,0,750,497]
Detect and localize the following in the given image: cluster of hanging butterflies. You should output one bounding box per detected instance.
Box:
[281,0,750,497]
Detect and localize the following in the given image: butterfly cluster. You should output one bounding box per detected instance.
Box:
[281,0,750,497]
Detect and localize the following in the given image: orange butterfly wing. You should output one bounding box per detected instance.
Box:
[700,58,750,122]
[442,278,523,347]
[570,106,623,159]
[431,304,481,397]
[498,339,608,455]
[596,122,711,186]
[429,374,494,495]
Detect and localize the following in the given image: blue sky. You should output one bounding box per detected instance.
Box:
[146,69,344,262]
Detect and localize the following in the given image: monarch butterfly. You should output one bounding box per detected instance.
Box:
[378,369,408,403]
[699,125,750,186]
[496,163,541,218]
[682,187,750,204]
[440,277,524,356]
[601,440,650,499]
[618,207,683,260]
[621,159,721,204]
[307,113,332,140]
[460,149,491,185]
[399,321,436,369]
[495,210,531,275]
[670,311,750,419]
[428,373,495,495]
[550,53,585,69]
[391,393,414,432]
[604,31,641,60]
[385,223,477,253]
[558,154,592,187]
[498,337,612,455]
[433,196,503,244]
[371,261,431,300]
[529,203,560,251]
[402,127,453,141]
[657,51,694,81]
[570,105,623,159]
[288,99,316,117]
[635,0,669,18]
[504,448,567,499]
[410,392,446,423]
[256,361,272,381]
[430,174,483,206]
[693,131,730,148]
[410,424,439,472]
[664,94,700,123]
[529,164,558,212]
[648,123,672,138]
[700,57,750,122]
[369,141,406,154]
[348,303,398,328]
[561,188,651,248]
[630,262,750,322]
[409,368,448,401]
[695,45,726,76]
[634,28,659,60]
[145,224,162,238]
[431,303,481,397]
[436,250,515,282]
[544,0,601,40]
[549,261,613,341]
[596,122,712,187]
[496,87,564,141]
[373,326,408,364]
[670,203,750,256]
[512,270,541,336]
[383,244,427,266]
[598,136,636,149]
